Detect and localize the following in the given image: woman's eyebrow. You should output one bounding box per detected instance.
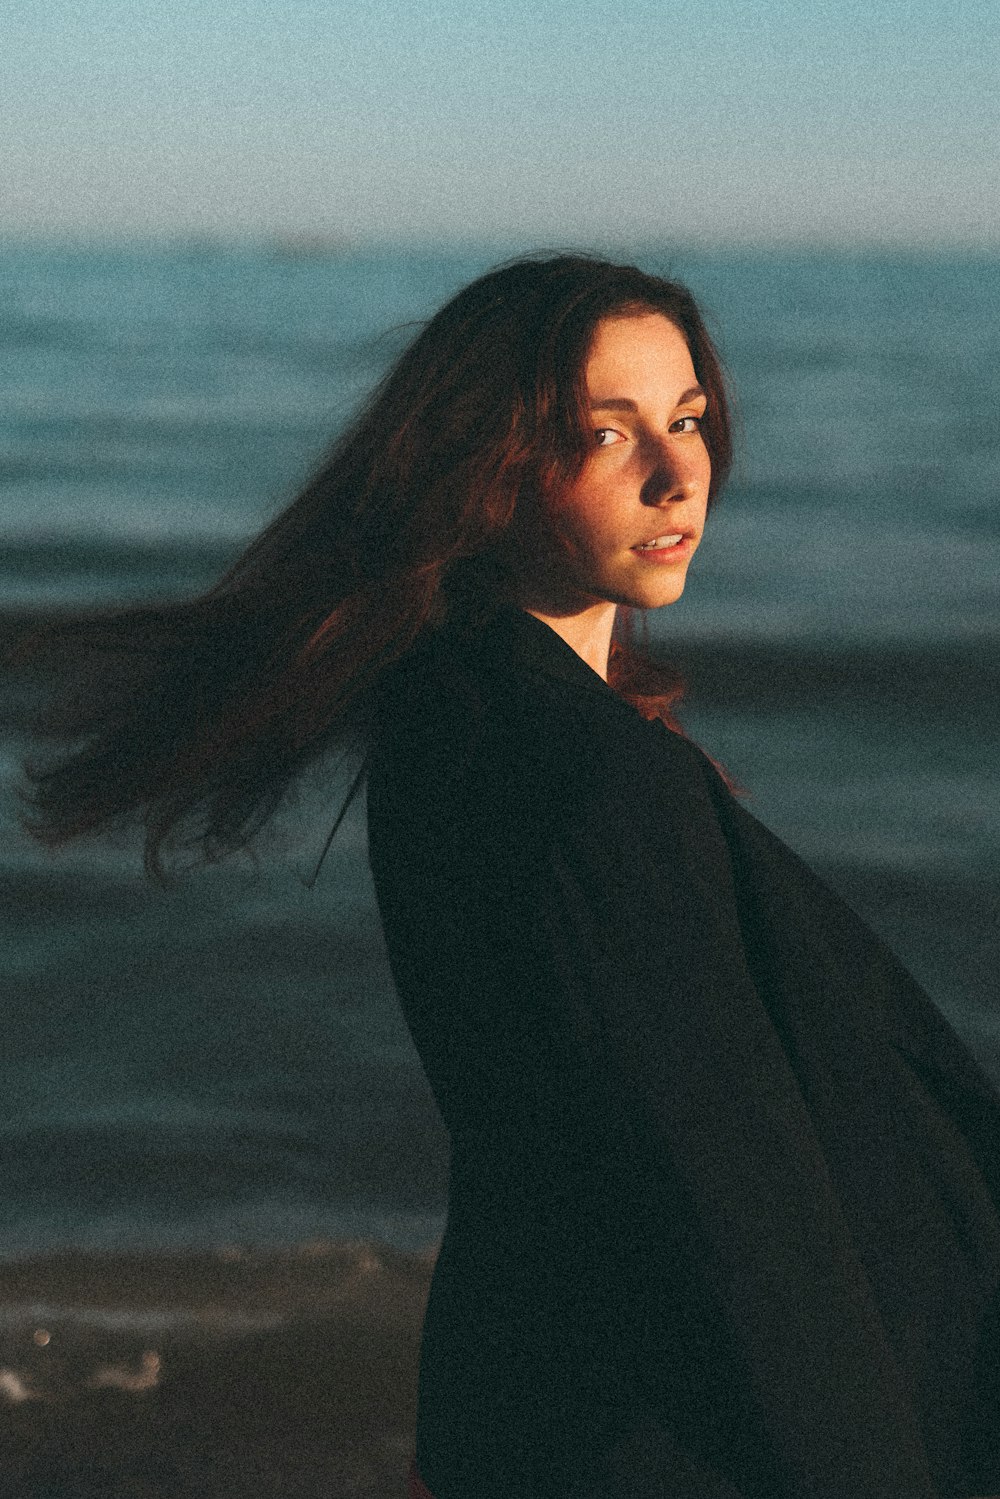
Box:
[589,385,706,412]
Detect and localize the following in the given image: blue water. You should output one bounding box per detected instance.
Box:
[3,242,997,638]
[1,240,997,1260]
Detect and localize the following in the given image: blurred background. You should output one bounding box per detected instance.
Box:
[0,1,997,1494]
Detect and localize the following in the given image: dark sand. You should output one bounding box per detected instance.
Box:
[0,1238,437,1499]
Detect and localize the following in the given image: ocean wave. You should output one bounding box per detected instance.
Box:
[0,534,239,583]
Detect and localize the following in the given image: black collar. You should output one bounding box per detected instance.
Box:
[484,606,619,701]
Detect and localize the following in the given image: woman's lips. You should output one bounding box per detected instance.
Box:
[631,534,695,562]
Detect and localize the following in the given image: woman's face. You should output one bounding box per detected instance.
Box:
[514,312,711,616]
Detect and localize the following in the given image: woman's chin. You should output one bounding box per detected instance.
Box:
[617,577,690,611]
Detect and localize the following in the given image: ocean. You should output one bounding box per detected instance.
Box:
[1,238,998,1266]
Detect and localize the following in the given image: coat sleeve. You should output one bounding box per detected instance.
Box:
[688,734,1000,1215]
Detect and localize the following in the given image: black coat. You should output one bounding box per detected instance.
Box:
[366,605,1000,1499]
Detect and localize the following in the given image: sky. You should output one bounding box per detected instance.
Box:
[2,0,998,247]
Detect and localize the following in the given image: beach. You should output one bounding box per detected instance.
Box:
[0,1237,435,1498]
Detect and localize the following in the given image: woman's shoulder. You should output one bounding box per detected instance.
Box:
[381,608,589,730]
[369,609,634,814]
[368,608,714,861]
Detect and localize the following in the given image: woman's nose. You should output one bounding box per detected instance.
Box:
[640,439,702,505]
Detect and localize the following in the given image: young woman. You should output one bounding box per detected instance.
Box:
[20,256,1000,1499]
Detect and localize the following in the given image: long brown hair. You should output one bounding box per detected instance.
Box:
[17,253,733,875]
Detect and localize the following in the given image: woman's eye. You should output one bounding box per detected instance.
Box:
[594,427,625,447]
[671,415,703,434]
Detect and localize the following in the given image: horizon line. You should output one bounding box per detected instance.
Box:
[1,226,999,259]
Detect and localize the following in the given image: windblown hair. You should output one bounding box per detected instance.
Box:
[18,253,733,875]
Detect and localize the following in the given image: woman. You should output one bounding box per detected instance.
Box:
[19,256,1000,1498]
